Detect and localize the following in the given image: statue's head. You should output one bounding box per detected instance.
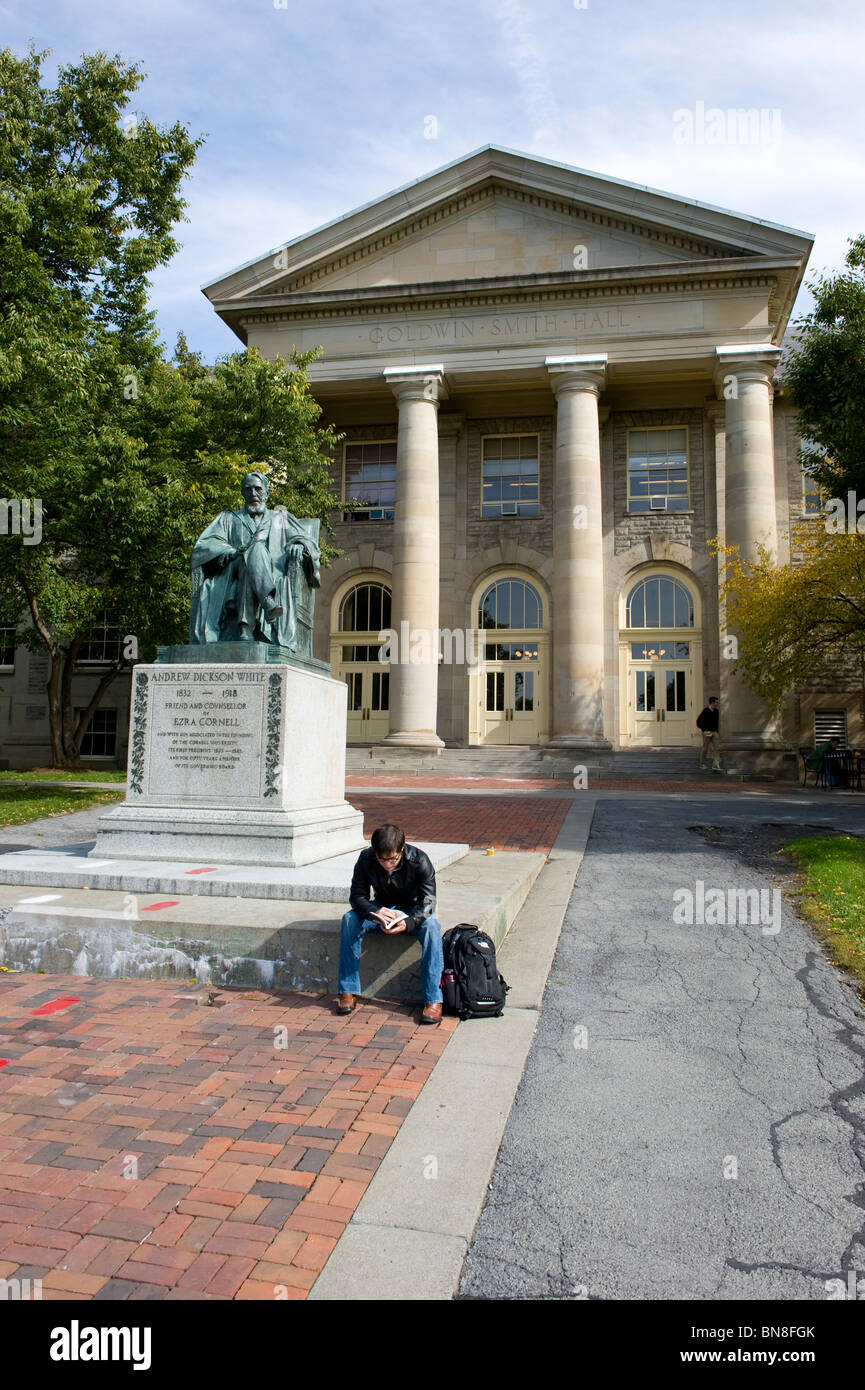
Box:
[241,471,270,516]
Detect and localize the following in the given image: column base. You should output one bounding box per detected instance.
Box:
[378,732,445,751]
[546,735,613,751]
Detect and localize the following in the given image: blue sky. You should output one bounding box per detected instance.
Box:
[7,0,864,361]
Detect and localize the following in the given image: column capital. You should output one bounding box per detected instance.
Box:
[546,353,607,397]
[383,365,447,405]
[713,344,781,396]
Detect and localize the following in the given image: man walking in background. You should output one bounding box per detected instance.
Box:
[697,696,723,771]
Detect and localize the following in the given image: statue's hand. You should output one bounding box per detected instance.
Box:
[218,550,237,570]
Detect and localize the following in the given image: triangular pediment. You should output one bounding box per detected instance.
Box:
[262,184,741,296]
[204,145,813,313]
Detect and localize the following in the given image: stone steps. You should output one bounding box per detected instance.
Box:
[347,746,706,781]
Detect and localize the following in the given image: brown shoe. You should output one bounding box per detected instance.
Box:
[336,993,356,1015]
[420,1002,442,1025]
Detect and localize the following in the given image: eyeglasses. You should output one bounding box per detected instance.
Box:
[375,853,402,866]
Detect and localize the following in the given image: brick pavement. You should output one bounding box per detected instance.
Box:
[0,976,456,1300]
[352,793,572,854]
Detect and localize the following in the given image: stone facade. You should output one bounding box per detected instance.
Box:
[1,148,856,769]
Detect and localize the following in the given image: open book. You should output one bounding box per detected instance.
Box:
[371,907,409,930]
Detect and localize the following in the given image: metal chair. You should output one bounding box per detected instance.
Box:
[824,749,854,790]
[799,746,825,788]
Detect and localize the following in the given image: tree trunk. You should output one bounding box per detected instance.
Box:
[46,649,67,767]
[44,641,126,769]
[70,660,126,761]
[60,638,83,767]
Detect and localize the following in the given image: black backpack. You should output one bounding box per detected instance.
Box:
[441,924,509,1019]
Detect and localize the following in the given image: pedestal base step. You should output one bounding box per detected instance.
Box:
[0,850,543,1000]
[0,841,467,903]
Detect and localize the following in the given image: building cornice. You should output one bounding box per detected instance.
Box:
[226,261,793,344]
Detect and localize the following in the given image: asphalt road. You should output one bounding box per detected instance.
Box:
[459,792,865,1300]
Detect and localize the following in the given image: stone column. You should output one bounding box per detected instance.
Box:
[714,345,783,746]
[436,412,466,745]
[546,354,611,748]
[379,366,446,749]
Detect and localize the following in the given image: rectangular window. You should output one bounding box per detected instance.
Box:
[345,673,363,711]
[486,671,505,712]
[76,708,117,758]
[635,670,658,712]
[482,435,540,518]
[77,620,123,665]
[630,641,691,660]
[344,441,396,520]
[0,626,15,670]
[802,467,823,517]
[484,642,541,661]
[814,710,847,745]
[666,670,686,712]
[628,428,689,513]
[341,645,383,662]
[371,671,389,711]
[514,671,534,712]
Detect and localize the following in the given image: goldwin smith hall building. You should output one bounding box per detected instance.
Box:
[0,147,841,774]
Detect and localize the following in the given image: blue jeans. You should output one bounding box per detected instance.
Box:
[339,907,444,1004]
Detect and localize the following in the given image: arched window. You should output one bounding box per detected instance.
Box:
[626,576,694,629]
[338,582,392,633]
[478,578,543,630]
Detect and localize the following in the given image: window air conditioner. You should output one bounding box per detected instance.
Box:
[368,508,384,520]
[650,496,667,510]
[500,501,518,515]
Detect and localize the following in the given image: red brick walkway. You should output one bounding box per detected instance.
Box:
[0,976,455,1300]
[347,775,568,790]
[353,793,572,855]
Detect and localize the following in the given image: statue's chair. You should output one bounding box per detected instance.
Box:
[287,518,319,662]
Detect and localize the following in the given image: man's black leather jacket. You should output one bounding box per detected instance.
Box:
[349,843,436,929]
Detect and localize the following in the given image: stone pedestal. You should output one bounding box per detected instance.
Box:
[92,661,365,867]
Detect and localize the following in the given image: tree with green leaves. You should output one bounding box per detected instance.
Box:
[0,48,344,766]
[781,235,865,499]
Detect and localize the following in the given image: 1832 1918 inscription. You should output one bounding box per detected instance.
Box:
[145,668,268,802]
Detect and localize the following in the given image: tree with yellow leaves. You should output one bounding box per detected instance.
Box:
[716,522,865,719]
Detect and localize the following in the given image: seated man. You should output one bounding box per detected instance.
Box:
[337,823,443,1025]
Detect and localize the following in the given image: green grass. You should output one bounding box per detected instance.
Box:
[781,835,865,991]
[0,769,126,783]
[0,786,124,827]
